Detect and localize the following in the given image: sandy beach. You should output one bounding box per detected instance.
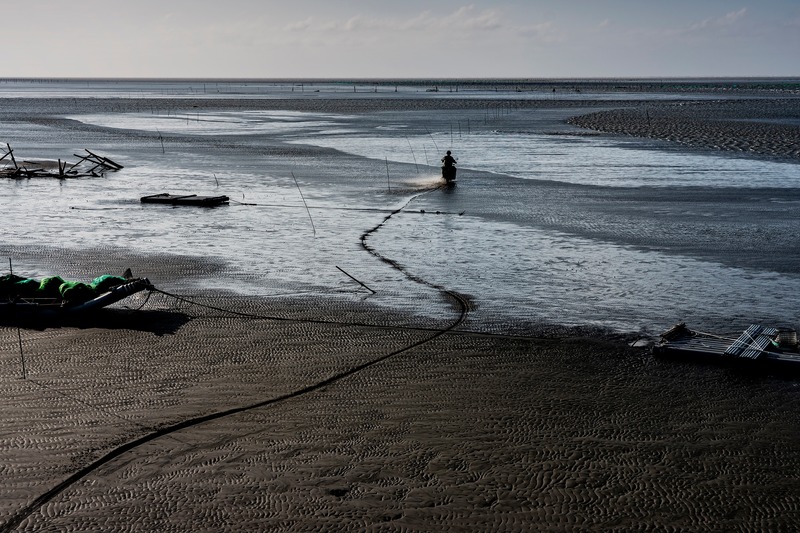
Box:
[2,81,800,531]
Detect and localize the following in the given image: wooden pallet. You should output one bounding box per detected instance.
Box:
[723,324,779,360]
[653,323,800,370]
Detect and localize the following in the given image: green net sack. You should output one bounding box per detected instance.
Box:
[0,274,26,297]
[59,281,96,304]
[13,278,41,298]
[90,275,127,293]
[37,276,66,299]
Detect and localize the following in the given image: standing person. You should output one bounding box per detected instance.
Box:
[441,150,457,182]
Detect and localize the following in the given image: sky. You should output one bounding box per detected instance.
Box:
[2,0,798,78]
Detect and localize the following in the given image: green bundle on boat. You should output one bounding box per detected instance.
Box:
[0,274,129,305]
[38,276,67,298]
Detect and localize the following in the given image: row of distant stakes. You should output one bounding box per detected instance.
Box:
[0,143,122,178]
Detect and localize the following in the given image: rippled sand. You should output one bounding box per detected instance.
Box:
[568,99,800,161]
[2,87,800,532]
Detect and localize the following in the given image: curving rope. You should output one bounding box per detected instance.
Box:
[1,183,468,533]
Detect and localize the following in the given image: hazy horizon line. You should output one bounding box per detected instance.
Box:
[1,76,799,83]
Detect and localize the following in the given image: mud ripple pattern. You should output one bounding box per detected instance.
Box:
[4,317,799,531]
[568,99,800,161]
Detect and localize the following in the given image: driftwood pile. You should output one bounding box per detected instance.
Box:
[0,143,123,178]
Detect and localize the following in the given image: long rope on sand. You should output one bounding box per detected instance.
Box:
[1,184,467,533]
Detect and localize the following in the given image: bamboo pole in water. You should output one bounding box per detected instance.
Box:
[291,172,316,236]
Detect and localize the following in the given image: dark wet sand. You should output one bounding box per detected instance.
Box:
[2,89,800,531]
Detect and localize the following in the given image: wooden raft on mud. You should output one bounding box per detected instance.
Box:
[140,193,230,207]
[653,323,800,371]
[0,143,123,178]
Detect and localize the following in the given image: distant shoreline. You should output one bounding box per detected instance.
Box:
[1,76,799,88]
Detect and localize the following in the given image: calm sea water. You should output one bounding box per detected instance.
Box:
[2,79,799,335]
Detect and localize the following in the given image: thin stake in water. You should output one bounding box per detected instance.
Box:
[406,136,419,174]
[291,172,316,236]
[425,127,439,153]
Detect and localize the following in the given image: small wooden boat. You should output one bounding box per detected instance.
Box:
[1,276,153,320]
[653,323,800,371]
[140,193,229,206]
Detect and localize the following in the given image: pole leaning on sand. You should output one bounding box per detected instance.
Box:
[336,266,376,294]
[17,327,26,380]
[8,258,26,379]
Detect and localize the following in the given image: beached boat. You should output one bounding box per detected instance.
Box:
[0,274,152,320]
[653,323,800,371]
[140,193,230,206]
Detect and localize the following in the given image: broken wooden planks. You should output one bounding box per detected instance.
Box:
[0,144,123,179]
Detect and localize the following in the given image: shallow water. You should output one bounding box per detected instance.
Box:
[3,83,800,336]
[77,108,800,189]
[304,131,800,188]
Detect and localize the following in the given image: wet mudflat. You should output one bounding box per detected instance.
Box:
[1,80,800,531]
